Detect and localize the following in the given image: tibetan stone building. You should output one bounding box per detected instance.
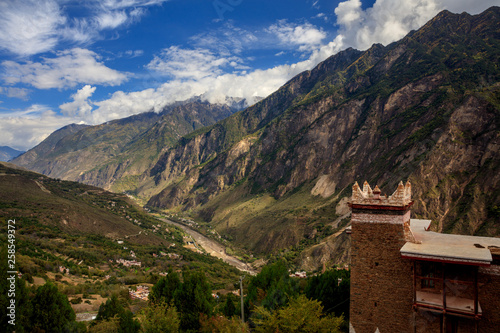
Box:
[349,181,500,333]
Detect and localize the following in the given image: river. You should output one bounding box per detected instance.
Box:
[159,218,257,275]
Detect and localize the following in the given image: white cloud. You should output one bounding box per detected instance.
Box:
[2,48,128,89]
[146,46,239,80]
[0,87,31,100]
[0,0,66,56]
[335,0,363,28]
[0,0,169,56]
[91,88,161,123]
[88,53,333,123]
[314,13,328,22]
[100,0,168,10]
[0,105,77,151]
[96,11,129,30]
[334,0,441,50]
[190,23,259,56]
[125,50,144,58]
[267,20,326,52]
[59,85,96,118]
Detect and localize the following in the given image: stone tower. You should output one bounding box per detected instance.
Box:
[349,181,415,333]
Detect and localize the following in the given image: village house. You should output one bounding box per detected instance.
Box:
[289,271,307,278]
[115,258,141,267]
[348,181,500,333]
[129,285,149,301]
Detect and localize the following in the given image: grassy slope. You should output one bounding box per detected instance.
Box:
[0,162,242,289]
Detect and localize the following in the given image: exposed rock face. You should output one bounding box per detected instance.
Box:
[146,8,500,262]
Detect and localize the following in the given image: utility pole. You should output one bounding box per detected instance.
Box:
[239,275,245,323]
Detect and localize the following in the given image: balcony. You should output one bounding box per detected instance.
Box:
[413,262,481,319]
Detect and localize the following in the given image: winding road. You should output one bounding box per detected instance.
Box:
[159,218,257,275]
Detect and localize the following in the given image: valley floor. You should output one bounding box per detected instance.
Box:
[159,217,257,275]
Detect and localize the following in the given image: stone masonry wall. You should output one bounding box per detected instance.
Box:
[350,209,414,333]
[478,266,500,333]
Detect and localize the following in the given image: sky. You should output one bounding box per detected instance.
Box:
[0,0,498,151]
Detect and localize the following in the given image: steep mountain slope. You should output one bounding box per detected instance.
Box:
[145,7,500,261]
[0,146,25,161]
[0,162,164,245]
[12,100,241,191]
[13,124,89,166]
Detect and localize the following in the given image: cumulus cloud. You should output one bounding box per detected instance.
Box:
[59,85,96,118]
[1,48,128,89]
[334,0,440,50]
[91,88,162,123]
[335,0,363,29]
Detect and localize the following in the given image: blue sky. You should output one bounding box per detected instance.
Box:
[0,0,498,151]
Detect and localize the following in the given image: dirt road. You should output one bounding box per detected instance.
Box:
[160,218,256,275]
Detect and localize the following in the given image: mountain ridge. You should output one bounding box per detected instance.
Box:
[0,146,25,162]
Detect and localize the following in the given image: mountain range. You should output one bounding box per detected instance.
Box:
[0,146,24,162]
[13,99,244,197]
[12,7,500,270]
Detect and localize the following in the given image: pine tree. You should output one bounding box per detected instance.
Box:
[30,282,76,332]
[95,294,125,322]
[173,270,213,331]
[149,270,180,304]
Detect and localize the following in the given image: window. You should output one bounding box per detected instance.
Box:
[420,262,439,290]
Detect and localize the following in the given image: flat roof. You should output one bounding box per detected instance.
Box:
[400,219,500,266]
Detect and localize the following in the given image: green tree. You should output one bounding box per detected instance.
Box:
[139,301,180,333]
[253,294,343,333]
[94,295,139,333]
[96,295,125,321]
[222,294,236,318]
[30,282,76,332]
[174,270,213,331]
[149,270,180,304]
[118,310,141,333]
[305,269,350,320]
[246,260,299,311]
